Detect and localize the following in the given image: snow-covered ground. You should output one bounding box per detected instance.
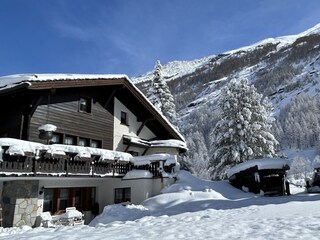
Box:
[1,171,319,240]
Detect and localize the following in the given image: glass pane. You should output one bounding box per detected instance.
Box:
[121,111,127,124]
[91,140,101,148]
[75,188,81,209]
[59,188,69,210]
[64,136,75,145]
[50,133,61,144]
[114,188,123,204]
[43,188,53,212]
[79,138,89,147]
[89,188,96,208]
[80,98,91,113]
[124,188,131,202]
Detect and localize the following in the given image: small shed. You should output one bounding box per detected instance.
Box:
[227,158,290,196]
[306,166,320,192]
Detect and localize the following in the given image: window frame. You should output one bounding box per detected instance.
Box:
[78,137,90,147]
[120,111,129,125]
[43,187,96,214]
[64,135,76,145]
[90,139,102,148]
[114,187,131,204]
[50,133,63,144]
[79,97,92,114]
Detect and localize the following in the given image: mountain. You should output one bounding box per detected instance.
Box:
[133,23,320,179]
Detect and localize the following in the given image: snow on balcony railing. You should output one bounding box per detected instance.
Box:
[0,138,179,177]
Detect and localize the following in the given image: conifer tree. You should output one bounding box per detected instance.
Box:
[148,60,176,123]
[210,78,278,179]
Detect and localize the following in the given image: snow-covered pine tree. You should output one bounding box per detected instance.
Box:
[149,60,177,123]
[210,78,279,180]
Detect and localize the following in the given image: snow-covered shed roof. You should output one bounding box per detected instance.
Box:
[227,158,290,178]
[0,73,185,142]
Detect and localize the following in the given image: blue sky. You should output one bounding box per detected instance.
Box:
[1,0,320,77]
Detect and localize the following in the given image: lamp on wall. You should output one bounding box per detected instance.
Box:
[39,186,45,195]
[38,124,57,144]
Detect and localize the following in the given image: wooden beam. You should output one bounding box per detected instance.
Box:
[136,117,155,136]
[104,86,125,108]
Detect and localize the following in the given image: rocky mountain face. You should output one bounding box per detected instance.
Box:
[133,24,320,178]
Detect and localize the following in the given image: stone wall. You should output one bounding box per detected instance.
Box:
[1,180,41,227]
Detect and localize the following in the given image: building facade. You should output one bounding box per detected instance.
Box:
[0,74,187,227]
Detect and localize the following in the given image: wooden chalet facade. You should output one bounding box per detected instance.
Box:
[0,74,187,227]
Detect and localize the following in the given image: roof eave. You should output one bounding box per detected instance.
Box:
[0,82,31,96]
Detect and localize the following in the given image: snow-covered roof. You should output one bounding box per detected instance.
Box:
[0,73,185,142]
[150,139,187,150]
[227,158,290,178]
[0,73,128,92]
[124,135,187,151]
[131,153,176,166]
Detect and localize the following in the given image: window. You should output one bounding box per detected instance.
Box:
[121,111,128,125]
[64,135,76,145]
[79,138,89,147]
[59,188,69,210]
[50,133,62,144]
[79,97,92,113]
[43,188,54,212]
[91,140,102,148]
[114,187,131,204]
[43,187,96,214]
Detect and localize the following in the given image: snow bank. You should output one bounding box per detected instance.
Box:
[1,169,318,240]
[89,204,150,227]
[227,158,290,178]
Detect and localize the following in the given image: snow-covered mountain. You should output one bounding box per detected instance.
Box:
[134,23,320,178]
[132,55,214,84]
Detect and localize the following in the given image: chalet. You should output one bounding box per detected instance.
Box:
[0,74,187,227]
[227,158,290,196]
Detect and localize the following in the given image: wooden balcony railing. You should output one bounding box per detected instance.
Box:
[0,147,175,178]
[0,151,132,177]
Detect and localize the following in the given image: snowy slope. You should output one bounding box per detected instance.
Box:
[132,55,213,83]
[135,23,320,117]
[2,171,320,240]
[133,23,320,84]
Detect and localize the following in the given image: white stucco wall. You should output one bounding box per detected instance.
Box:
[113,97,156,152]
[1,175,171,213]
